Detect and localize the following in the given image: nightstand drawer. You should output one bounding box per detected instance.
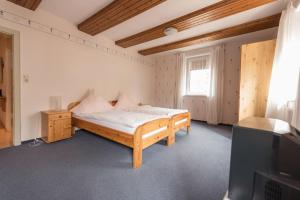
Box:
[48,113,71,121]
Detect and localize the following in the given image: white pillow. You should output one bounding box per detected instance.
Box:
[115,94,137,109]
[71,94,113,114]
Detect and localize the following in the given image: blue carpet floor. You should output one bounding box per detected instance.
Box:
[0,121,232,200]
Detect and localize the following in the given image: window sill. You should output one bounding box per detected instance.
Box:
[184,94,208,98]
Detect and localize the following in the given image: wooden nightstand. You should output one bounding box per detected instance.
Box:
[41,110,72,143]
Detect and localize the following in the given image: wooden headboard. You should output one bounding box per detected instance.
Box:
[67,100,118,111]
[67,101,81,111]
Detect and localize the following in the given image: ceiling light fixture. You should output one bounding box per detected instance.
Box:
[163,27,178,36]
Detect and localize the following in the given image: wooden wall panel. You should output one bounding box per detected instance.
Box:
[78,0,166,35]
[239,40,276,121]
[139,14,281,56]
[7,0,42,10]
[116,0,276,48]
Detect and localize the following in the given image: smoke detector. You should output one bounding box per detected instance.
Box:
[163,27,178,36]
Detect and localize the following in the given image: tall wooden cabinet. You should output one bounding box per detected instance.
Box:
[239,40,276,121]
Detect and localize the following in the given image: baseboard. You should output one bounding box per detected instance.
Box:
[191,119,233,127]
[21,138,42,144]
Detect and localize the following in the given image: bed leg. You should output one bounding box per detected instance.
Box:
[187,113,191,134]
[167,120,175,146]
[167,131,175,146]
[187,126,191,134]
[133,132,143,169]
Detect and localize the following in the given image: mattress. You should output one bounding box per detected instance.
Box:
[123,105,188,117]
[73,110,168,139]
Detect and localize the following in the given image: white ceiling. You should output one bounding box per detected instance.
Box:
[39,0,285,54]
[39,0,113,24]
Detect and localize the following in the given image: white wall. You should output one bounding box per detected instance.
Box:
[0,1,156,141]
[154,28,277,124]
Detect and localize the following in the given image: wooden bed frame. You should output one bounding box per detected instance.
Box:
[67,101,175,169]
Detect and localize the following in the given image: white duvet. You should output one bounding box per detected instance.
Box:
[123,105,188,117]
[78,110,167,129]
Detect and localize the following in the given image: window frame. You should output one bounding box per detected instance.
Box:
[185,53,211,97]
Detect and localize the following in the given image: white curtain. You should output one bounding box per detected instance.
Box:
[174,53,186,109]
[291,0,300,130]
[266,1,300,127]
[206,45,225,124]
[174,46,224,124]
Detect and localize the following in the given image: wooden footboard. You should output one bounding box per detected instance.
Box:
[133,118,171,168]
[172,112,191,133]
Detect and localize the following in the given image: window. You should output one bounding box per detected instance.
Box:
[186,55,210,96]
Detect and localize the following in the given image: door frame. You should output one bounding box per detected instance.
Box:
[0,25,21,146]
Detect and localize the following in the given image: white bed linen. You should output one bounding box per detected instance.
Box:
[78,110,167,128]
[73,110,168,139]
[122,105,188,117]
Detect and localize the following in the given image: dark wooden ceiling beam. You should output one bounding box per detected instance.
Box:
[116,0,276,48]
[7,0,42,11]
[139,14,281,56]
[78,0,167,36]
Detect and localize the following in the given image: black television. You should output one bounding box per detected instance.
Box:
[228,117,300,200]
[252,129,300,200]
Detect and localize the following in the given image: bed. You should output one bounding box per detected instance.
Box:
[68,101,175,169]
